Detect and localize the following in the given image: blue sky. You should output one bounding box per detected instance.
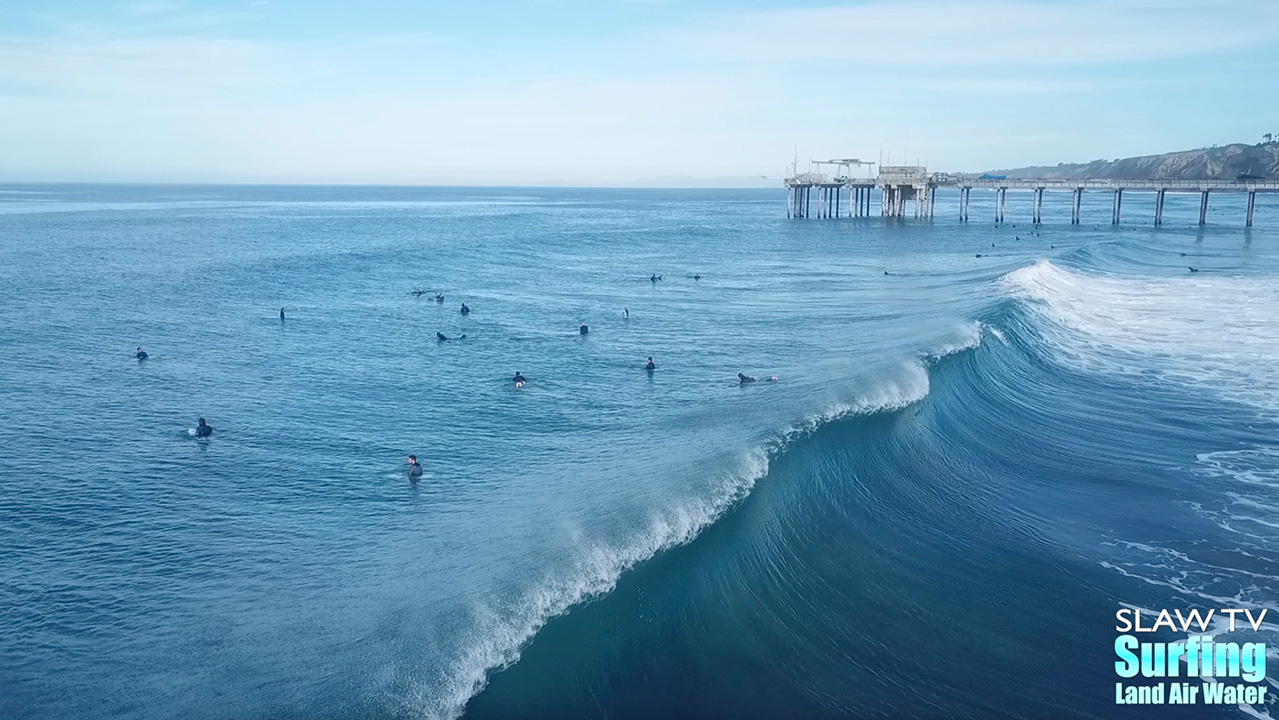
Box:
[1,0,1277,185]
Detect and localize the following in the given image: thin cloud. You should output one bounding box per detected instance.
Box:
[678,0,1279,66]
[0,36,289,97]
[921,77,1135,95]
[121,1,185,16]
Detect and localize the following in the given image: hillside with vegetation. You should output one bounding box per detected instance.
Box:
[987,139,1279,181]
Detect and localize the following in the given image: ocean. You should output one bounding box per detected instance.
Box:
[0,183,1275,719]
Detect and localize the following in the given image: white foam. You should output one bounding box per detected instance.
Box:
[1197,448,1279,489]
[1003,260,1279,417]
[787,321,983,439]
[925,320,986,361]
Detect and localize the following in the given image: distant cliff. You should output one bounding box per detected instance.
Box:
[987,142,1279,181]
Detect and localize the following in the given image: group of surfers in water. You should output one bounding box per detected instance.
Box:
[147,275,775,480]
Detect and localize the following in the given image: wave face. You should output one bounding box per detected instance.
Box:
[2,184,1278,719]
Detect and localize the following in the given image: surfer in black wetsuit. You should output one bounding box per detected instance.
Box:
[513,372,527,387]
[435,294,444,302]
[136,347,148,360]
[407,455,423,481]
[645,357,655,371]
[280,307,285,322]
[461,303,470,315]
[437,332,449,341]
[195,418,213,437]
[623,308,629,318]
[580,323,588,335]
[737,373,757,384]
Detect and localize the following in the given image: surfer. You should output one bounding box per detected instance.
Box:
[693,274,701,281]
[407,455,423,481]
[623,308,629,319]
[513,372,527,388]
[412,288,424,296]
[436,332,466,341]
[195,418,213,437]
[435,293,444,302]
[738,373,757,384]
[135,347,148,360]
[580,323,589,335]
[279,307,285,322]
[645,357,655,371]
[460,303,470,315]
[1189,267,1199,273]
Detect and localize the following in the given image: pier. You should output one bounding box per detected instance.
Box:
[785,164,1279,226]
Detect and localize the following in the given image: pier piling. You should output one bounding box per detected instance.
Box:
[1247,191,1256,227]
[1199,190,1209,225]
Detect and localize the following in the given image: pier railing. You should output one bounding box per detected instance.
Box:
[951,178,1279,191]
